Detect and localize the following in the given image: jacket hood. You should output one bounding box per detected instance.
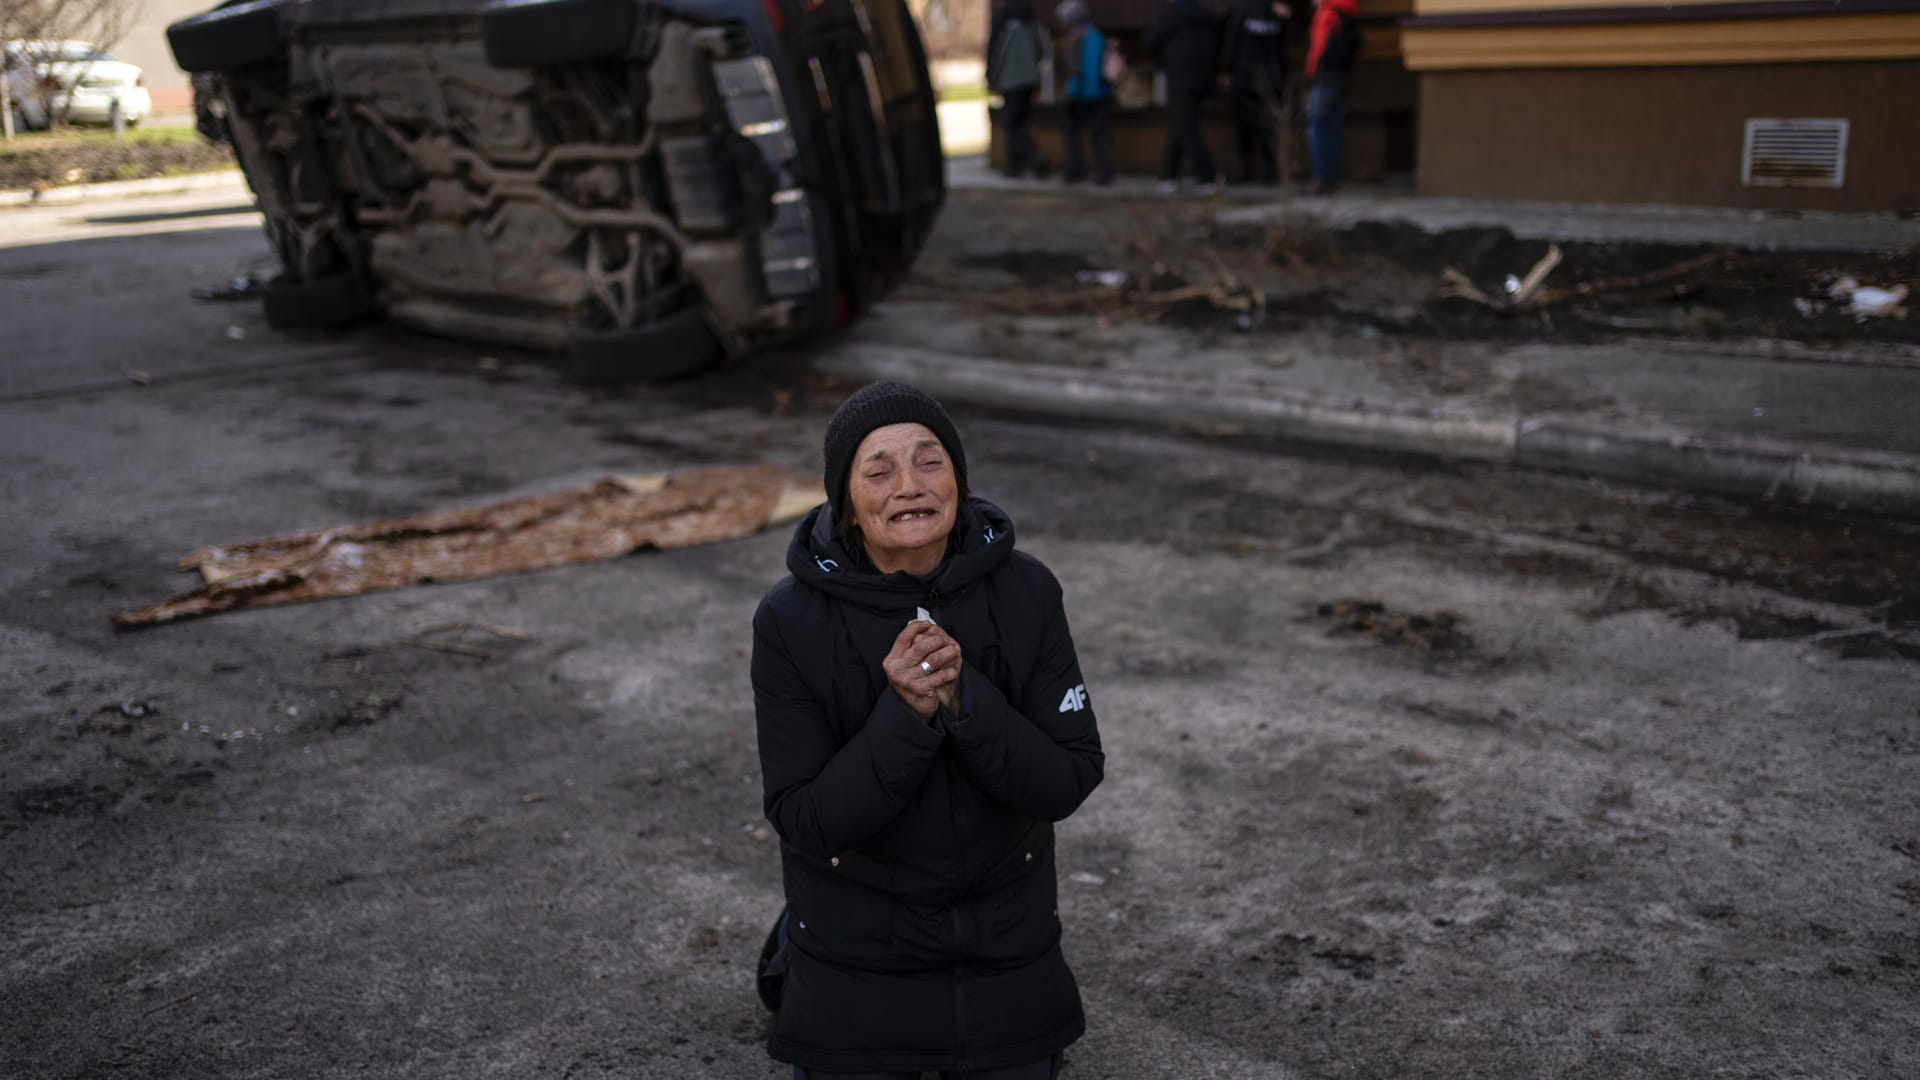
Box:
[786,497,1017,613]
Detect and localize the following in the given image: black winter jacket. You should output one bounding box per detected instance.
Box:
[1220,0,1294,84]
[1148,0,1224,96]
[752,498,1104,1073]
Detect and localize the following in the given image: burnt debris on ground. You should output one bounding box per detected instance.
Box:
[914,192,1920,350]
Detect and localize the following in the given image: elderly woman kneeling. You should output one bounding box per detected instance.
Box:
[752,382,1105,1079]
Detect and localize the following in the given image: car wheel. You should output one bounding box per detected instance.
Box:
[261,272,374,330]
[167,0,284,73]
[567,307,720,384]
[478,0,638,68]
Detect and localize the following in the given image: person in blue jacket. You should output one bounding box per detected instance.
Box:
[1055,0,1114,186]
[753,381,1104,1079]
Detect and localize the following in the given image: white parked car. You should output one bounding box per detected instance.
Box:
[4,40,153,130]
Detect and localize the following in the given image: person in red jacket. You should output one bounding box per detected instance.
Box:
[1304,0,1361,193]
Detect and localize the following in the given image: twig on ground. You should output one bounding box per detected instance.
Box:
[139,992,200,1020]
[1530,248,1735,308]
[1509,244,1563,304]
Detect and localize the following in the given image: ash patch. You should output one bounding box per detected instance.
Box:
[324,692,403,731]
[954,250,1099,288]
[1314,599,1473,654]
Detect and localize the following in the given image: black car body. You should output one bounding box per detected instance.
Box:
[168,0,944,378]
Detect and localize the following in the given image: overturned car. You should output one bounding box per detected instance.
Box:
[168,0,944,379]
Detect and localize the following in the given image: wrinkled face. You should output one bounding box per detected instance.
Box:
[847,423,959,573]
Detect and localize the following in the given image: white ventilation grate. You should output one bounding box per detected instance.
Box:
[1743,119,1849,189]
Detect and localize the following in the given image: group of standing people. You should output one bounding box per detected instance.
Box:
[988,0,1363,195]
[989,0,1118,185]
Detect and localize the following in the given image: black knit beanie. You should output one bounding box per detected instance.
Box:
[822,381,968,518]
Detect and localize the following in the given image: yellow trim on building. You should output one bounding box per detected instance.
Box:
[1363,25,1404,60]
[1401,13,1920,70]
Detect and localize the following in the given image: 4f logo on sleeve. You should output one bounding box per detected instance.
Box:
[1057,684,1089,713]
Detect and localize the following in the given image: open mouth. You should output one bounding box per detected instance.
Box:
[889,508,939,524]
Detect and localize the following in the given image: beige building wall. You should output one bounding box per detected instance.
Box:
[1402,1,1920,211]
[114,0,217,110]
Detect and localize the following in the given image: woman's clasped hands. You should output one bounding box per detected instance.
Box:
[884,620,963,721]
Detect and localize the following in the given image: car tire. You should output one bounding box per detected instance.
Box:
[478,0,638,68]
[261,272,373,330]
[567,307,720,383]
[168,0,284,73]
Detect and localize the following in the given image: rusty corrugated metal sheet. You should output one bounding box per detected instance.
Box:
[112,465,822,627]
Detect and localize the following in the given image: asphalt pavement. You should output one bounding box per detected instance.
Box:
[6,145,1918,1080]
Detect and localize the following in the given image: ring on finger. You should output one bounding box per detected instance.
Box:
[920,660,933,674]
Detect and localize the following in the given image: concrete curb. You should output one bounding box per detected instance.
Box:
[0,168,248,209]
[820,344,1920,520]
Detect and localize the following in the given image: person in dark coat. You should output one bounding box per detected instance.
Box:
[753,381,1105,1079]
[1219,0,1295,185]
[1304,0,1361,193]
[987,0,1051,179]
[1147,0,1223,194]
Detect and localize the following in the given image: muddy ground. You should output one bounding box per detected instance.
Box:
[3,189,1918,1079]
[911,191,1920,350]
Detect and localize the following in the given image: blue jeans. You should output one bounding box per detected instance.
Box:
[1307,81,1347,186]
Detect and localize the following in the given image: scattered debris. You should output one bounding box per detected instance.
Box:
[1443,246,1735,313]
[138,991,202,1020]
[329,692,401,729]
[1696,903,1740,923]
[1504,244,1563,304]
[191,277,265,302]
[1315,599,1473,653]
[111,465,823,627]
[121,365,153,386]
[1823,276,1910,319]
[1313,947,1379,980]
[1531,248,1735,309]
[225,326,245,340]
[918,251,1263,324]
[1069,871,1107,886]
[402,622,530,660]
[81,700,160,736]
